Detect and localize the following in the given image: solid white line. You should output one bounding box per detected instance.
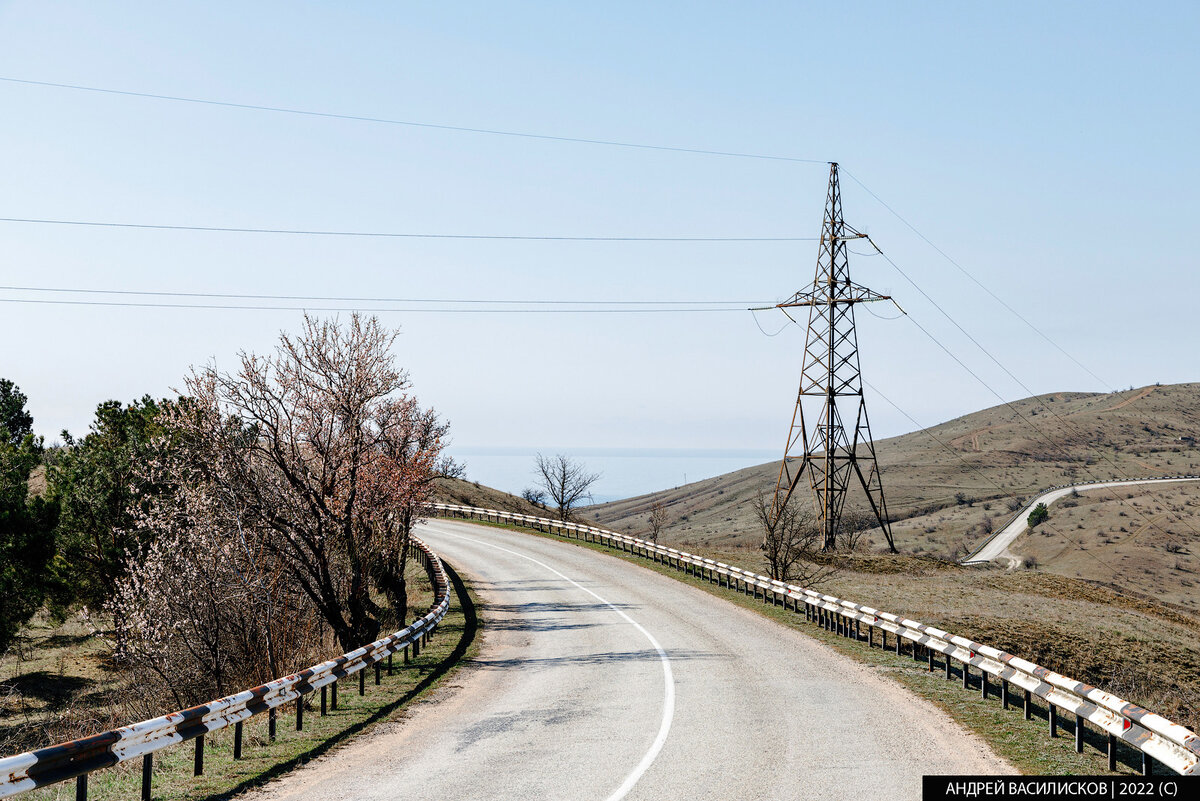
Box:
[427,524,676,801]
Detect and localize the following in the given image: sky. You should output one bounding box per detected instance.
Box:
[1,2,1198,467]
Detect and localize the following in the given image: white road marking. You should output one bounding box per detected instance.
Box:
[430,526,676,801]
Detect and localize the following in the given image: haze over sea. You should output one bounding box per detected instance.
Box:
[445,447,778,505]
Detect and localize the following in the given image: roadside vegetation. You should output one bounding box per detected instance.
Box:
[1,314,464,785]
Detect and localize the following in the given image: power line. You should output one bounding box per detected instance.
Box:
[841,167,1113,392]
[867,241,1200,551]
[0,296,755,314]
[0,76,829,164]
[0,285,773,306]
[863,377,1125,579]
[0,216,815,242]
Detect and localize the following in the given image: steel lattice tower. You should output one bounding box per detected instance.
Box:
[768,162,898,552]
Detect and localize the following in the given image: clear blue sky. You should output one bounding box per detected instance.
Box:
[2,1,1197,456]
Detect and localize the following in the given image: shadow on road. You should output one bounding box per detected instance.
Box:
[470,648,723,670]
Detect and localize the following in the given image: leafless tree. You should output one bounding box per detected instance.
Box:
[521,487,546,507]
[646,501,668,542]
[534,453,599,520]
[752,492,836,588]
[836,509,878,552]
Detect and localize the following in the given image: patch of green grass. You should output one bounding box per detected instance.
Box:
[24,563,480,801]
[460,518,1152,776]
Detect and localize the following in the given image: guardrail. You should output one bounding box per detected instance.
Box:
[0,536,451,800]
[430,503,1200,777]
[962,474,1200,563]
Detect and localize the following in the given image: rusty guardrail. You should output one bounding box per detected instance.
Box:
[430,503,1200,777]
[0,536,451,799]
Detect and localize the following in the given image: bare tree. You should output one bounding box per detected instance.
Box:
[752,492,836,588]
[646,501,668,542]
[837,508,877,552]
[534,453,599,521]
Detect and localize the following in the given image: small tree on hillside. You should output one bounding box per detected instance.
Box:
[1028,502,1049,527]
[647,501,668,542]
[534,453,599,521]
[521,487,546,507]
[752,492,835,587]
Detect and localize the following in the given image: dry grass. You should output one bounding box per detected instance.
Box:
[14,562,478,801]
[432,475,549,516]
[0,558,446,760]
[1007,482,1200,609]
[583,382,1200,565]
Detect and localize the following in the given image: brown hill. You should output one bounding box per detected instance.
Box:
[581,382,1200,561]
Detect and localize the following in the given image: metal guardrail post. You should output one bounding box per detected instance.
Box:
[74,774,85,801]
[296,694,304,731]
[140,754,152,801]
[234,720,243,758]
[194,733,204,776]
[1050,703,1058,737]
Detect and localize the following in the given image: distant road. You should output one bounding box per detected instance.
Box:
[963,477,1200,566]
[247,519,1008,801]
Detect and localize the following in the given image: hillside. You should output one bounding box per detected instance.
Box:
[431,475,548,516]
[581,383,1200,564]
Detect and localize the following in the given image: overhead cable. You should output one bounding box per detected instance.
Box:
[0,297,754,314]
[0,216,814,242]
[842,167,1113,391]
[0,76,829,164]
[0,285,773,306]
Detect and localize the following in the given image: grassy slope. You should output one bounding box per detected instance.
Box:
[582,382,1200,564]
[432,475,550,516]
[1009,482,1200,610]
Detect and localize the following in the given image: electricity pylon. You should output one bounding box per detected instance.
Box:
[762,162,898,553]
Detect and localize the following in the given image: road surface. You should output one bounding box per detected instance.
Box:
[247,518,1010,801]
[963,477,1200,566]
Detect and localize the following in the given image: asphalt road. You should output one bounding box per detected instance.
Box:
[963,477,1200,566]
[248,518,1010,801]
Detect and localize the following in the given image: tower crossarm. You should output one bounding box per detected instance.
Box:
[760,281,891,310]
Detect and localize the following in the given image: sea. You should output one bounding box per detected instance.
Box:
[444,446,778,505]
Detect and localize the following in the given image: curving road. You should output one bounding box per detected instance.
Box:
[247,518,1010,801]
[963,477,1200,566]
